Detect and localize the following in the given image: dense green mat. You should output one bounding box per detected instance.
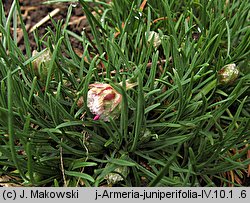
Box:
[0,0,249,186]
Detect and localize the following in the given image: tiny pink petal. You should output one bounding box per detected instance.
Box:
[93,115,100,120]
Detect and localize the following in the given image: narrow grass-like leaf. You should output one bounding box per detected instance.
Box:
[108,158,136,167]
[71,162,97,170]
[7,71,27,181]
[148,144,181,186]
[65,171,95,183]
[130,73,144,152]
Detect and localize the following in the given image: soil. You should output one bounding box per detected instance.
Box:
[3,0,89,55]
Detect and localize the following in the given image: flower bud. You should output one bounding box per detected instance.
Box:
[87,83,122,122]
[104,165,129,185]
[31,49,52,81]
[146,31,161,48]
[218,63,239,85]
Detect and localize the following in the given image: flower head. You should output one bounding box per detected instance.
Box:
[146,31,161,48]
[104,165,129,185]
[87,83,122,122]
[32,49,52,81]
[218,63,239,85]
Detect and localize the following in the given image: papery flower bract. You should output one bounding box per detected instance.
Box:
[104,165,129,185]
[218,63,239,85]
[87,83,122,122]
[32,49,52,81]
[146,31,161,48]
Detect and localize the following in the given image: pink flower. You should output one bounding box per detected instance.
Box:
[87,83,122,122]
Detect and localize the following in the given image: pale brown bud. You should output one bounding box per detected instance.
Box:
[218,63,239,85]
